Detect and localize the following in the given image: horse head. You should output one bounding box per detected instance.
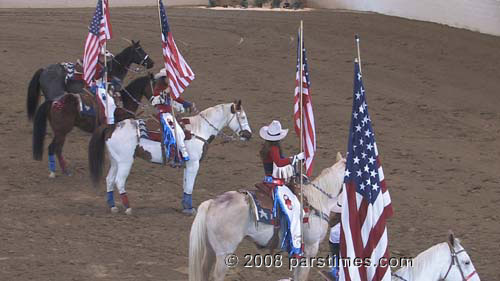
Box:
[442,231,480,281]
[129,40,154,69]
[228,100,252,141]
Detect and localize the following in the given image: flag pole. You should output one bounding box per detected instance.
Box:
[157,0,181,165]
[355,34,362,73]
[299,20,305,251]
[157,0,168,165]
[102,0,109,125]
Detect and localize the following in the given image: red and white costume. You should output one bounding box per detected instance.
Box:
[151,69,190,160]
[260,120,304,256]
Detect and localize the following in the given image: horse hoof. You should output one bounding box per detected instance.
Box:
[125,208,133,215]
[182,208,197,216]
[48,172,56,178]
[110,206,119,214]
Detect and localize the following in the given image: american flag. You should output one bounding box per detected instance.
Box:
[82,0,112,85]
[293,31,316,177]
[340,60,393,281]
[158,0,195,98]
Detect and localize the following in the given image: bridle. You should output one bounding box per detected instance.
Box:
[198,105,248,142]
[441,243,477,281]
[111,46,150,74]
[392,243,477,281]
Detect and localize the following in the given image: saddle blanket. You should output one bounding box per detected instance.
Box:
[247,191,274,225]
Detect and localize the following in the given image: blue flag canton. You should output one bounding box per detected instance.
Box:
[296,33,311,87]
[159,0,171,36]
[344,62,382,203]
[89,0,103,36]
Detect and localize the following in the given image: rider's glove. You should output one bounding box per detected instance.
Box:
[291,152,305,165]
[150,95,165,106]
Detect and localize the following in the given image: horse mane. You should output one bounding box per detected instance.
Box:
[187,103,230,134]
[394,242,450,280]
[113,45,133,65]
[123,75,150,96]
[303,160,345,214]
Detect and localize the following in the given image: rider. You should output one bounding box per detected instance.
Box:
[259,120,305,257]
[92,50,120,125]
[150,68,194,163]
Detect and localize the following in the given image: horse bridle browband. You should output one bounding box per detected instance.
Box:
[441,243,477,281]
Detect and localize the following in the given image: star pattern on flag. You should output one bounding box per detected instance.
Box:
[344,63,384,203]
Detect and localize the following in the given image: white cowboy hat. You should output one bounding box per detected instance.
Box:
[154,68,167,80]
[259,120,289,141]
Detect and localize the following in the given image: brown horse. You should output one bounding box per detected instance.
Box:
[32,74,155,177]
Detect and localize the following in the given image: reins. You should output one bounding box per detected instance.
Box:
[198,106,245,142]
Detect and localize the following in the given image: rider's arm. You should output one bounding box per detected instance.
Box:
[173,95,192,108]
[269,146,291,167]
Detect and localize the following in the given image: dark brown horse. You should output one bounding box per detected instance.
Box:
[32,74,155,177]
[27,40,154,120]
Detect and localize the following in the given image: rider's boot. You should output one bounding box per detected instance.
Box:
[181,192,196,216]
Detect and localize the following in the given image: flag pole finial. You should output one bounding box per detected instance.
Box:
[355,34,362,73]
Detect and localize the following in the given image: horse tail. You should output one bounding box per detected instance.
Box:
[88,125,108,186]
[27,68,43,120]
[189,199,212,281]
[32,100,52,160]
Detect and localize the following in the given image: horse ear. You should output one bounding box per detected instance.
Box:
[136,40,141,45]
[231,104,236,114]
[336,152,343,162]
[237,99,242,110]
[131,39,136,45]
[448,230,456,247]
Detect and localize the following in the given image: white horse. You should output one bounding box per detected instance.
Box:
[391,231,480,281]
[88,101,252,215]
[188,153,346,281]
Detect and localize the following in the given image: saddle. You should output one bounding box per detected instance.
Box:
[243,180,310,253]
[139,117,193,142]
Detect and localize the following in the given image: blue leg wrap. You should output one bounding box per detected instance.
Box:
[106,191,115,208]
[48,154,56,172]
[160,116,176,160]
[182,193,193,209]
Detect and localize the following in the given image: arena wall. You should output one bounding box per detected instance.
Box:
[308,0,500,36]
[1,0,499,36]
[0,0,206,8]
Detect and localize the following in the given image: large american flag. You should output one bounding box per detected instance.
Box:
[293,31,316,177]
[83,0,112,85]
[340,60,393,281]
[158,0,195,98]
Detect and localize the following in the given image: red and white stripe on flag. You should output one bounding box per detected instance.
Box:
[293,41,316,177]
[159,0,194,98]
[162,32,195,98]
[83,0,112,85]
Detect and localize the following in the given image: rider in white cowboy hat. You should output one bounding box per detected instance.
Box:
[259,120,305,257]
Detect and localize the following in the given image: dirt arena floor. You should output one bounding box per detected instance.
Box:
[1,6,499,281]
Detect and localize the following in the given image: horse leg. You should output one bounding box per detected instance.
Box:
[54,133,71,176]
[106,157,119,213]
[212,255,230,281]
[293,241,320,281]
[114,160,133,215]
[182,159,200,215]
[47,138,57,178]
